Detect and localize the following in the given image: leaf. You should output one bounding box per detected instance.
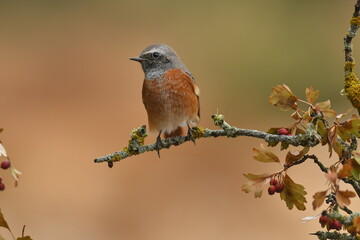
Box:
[337,118,360,141]
[280,142,290,150]
[350,158,360,180]
[316,120,327,138]
[336,190,356,208]
[285,147,309,165]
[17,237,32,240]
[312,190,328,210]
[295,127,306,135]
[305,87,320,104]
[268,84,298,111]
[242,173,272,198]
[0,143,7,157]
[314,100,337,118]
[325,168,338,184]
[337,159,353,179]
[243,173,272,181]
[11,168,22,186]
[253,144,280,163]
[279,174,307,211]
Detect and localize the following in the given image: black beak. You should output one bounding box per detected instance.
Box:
[130,57,145,62]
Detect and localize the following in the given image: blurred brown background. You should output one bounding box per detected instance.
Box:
[0,0,358,239]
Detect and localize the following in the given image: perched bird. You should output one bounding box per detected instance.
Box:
[130,44,200,155]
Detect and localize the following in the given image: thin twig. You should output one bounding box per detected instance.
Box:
[94,114,321,167]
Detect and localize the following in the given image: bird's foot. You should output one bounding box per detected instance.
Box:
[155,131,163,158]
[187,126,196,145]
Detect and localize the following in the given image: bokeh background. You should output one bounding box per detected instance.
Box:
[0,1,359,239]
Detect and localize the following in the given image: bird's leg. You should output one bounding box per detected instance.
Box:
[155,130,163,158]
[187,122,196,145]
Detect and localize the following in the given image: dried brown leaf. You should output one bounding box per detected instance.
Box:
[305,87,320,104]
[314,100,336,118]
[312,190,327,210]
[268,84,298,111]
[336,190,356,208]
[253,144,280,163]
[285,147,310,165]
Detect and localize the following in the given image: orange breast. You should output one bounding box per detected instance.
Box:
[142,68,200,134]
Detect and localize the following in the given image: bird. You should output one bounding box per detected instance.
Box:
[130,44,200,156]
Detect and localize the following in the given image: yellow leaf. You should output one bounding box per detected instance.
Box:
[279,174,307,211]
[305,87,320,104]
[312,190,327,210]
[268,84,298,111]
[253,144,280,163]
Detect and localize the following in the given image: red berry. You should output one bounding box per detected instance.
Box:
[270,179,278,186]
[268,185,276,195]
[277,128,289,135]
[275,183,284,193]
[0,183,5,191]
[329,220,342,230]
[319,215,328,225]
[1,160,10,170]
[0,176,3,184]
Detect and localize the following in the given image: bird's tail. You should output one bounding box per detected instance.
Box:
[164,127,184,138]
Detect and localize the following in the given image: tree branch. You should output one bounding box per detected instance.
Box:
[94,114,321,167]
[311,231,357,240]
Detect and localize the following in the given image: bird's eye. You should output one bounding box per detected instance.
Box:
[152,52,161,59]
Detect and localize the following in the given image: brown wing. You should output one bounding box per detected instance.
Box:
[184,71,200,119]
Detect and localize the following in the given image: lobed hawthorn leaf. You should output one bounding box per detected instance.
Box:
[337,159,353,179]
[305,87,320,104]
[314,100,337,118]
[337,118,360,142]
[268,84,298,111]
[312,190,328,210]
[242,173,272,198]
[350,152,360,180]
[285,147,309,165]
[253,144,280,163]
[336,189,356,208]
[280,174,307,211]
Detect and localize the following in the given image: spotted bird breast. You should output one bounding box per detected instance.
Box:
[142,68,200,134]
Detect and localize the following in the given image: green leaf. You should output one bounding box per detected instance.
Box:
[279,174,307,211]
[337,118,360,141]
[253,144,280,163]
[350,156,360,180]
[280,142,289,150]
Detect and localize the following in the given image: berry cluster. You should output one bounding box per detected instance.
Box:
[268,178,284,195]
[0,160,11,191]
[319,212,342,231]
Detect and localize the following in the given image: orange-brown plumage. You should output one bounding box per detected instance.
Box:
[130,44,200,142]
[142,68,200,136]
